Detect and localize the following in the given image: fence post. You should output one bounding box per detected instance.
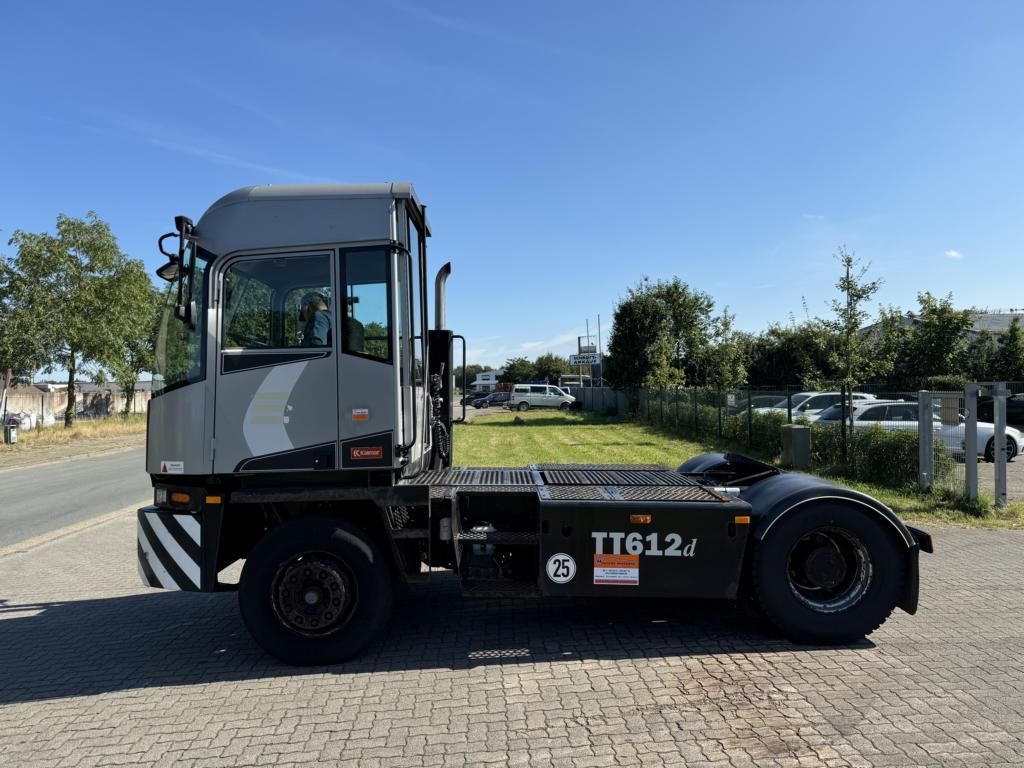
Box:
[918,391,933,490]
[675,388,680,434]
[747,389,753,448]
[965,382,978,502]
[660,388,665,425]
[692,387,699,437]
[646,389,650,423]
[840,384,847,465]
[995,383,1008,509]
[787,390,792,424]
[718,390,723,438]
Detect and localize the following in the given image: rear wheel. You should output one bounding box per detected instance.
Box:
[984,436,1016,462]
[753,505,905,644]
[239,517,392,665]
[517,402,529,412]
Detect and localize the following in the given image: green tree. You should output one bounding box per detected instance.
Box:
[746,322,839,387]
[104,281,161,413]
[825,247,882,404]
[500,357,536,383]
[866,307,913,387]
[6,213,151,426]
[966,329,998,381]
[0,257,50,381]
[533,353,571,384]
[994,317,1024,381]
[905,292,974,386]
[605,277,715,391]
[703,309,747,391]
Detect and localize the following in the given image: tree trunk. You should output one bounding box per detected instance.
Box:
[64,352,76,428]
[123,383,136,415]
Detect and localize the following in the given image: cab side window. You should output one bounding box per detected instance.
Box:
[222,254,332,349]
[342,249,391,362]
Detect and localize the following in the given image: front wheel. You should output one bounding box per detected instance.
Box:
[559,402,570,411]
[517,402,530,412]
[753,505,906,644]
[239,517,392,665]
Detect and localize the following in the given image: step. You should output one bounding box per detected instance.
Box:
[455,531,539,545]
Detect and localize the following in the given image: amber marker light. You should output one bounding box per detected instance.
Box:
[629,514,653,524]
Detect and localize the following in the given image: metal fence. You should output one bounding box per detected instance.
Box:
[571,382,1023,502]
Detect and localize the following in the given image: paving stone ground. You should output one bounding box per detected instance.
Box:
[1,514,1023,767]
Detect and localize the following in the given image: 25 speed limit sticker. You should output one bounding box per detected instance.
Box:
[545,553,577,584]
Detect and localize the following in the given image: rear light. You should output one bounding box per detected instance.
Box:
[170,491,191,505]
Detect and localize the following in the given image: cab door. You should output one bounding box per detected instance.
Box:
[212,251,339,474]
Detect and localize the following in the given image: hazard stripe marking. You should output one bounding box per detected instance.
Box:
[176,514,201,546]
[154,512,201,564]
[136,520,184,590]
[138,513,199,589]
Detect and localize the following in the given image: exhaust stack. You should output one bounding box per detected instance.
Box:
[434,262,451,330]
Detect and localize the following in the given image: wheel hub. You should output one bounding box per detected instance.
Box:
[272,556,351,636]
[786,528,872,613]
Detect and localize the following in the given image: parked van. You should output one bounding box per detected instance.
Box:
[508,384,575,411]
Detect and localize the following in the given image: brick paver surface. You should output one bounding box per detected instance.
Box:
[1,515,1023,767]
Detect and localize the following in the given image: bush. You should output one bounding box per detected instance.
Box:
[922,375,966,392]
[811,424,952,487]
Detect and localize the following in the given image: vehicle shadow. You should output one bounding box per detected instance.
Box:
[0,574,873,705]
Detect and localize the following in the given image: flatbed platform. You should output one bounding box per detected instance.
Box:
[404,464,732,504]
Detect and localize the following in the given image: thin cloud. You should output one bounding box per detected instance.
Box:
[389,1,611,66]
[945,249,963,260]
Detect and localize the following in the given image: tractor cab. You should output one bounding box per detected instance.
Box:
[149,184,445,482]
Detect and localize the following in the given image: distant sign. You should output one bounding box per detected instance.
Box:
[727,394,736,407]
[569,353,601,366]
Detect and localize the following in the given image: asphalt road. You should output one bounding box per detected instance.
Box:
[0,447,149,549]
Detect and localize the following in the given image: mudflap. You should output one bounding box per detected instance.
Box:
[137,505,222,592]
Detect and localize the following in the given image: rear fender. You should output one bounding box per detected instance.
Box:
[739,472,925,615]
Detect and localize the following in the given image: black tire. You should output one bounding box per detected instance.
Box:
[517,402,529,412]
[239,517,392,665]
[984,436,1016,463]
[752,505,906,645]
[559,402,570,411]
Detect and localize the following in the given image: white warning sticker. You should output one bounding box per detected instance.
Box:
[593,553,639,585]
[161,460,184,475]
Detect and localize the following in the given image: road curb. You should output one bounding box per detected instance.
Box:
[0,501,146,559]
[0,443,144,475]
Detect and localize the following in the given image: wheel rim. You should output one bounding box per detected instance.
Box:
[786,527,872,613]
[271,552,356,637]
[1007,437,1017,459]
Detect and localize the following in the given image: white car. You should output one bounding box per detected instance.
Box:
[755,391,878,420]
[819,400,1023,462]
[508,384,575,412]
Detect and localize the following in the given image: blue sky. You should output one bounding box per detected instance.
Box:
[2,2,1022,369]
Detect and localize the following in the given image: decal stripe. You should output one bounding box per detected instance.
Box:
[176,514,202,546]
[138,513,199,589]
[136,539,162,588]
[137,520,183,590]
[154,512,202,564]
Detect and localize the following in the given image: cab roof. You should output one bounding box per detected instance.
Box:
[195,183,429,256]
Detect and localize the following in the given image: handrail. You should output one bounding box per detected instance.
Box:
[453,334,467,423]
[396,248,418,455]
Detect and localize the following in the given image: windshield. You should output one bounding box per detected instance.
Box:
[817,405,842,420]
[153,245,209,395]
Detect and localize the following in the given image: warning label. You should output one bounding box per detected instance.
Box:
[161,460,184,475]
[351,408,370,421]
[593,553,639,585]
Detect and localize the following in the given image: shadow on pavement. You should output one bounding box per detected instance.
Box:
[0,574,871,704]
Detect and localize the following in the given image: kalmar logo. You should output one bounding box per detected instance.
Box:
[350,446,384,460]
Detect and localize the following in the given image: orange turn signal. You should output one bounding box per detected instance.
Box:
[629,514,653,524]
[205,495,222,505]
[170,491,191,505]
[734,515,751,525]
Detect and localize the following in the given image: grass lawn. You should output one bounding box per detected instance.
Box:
[455,410,1024,529]
[0,414,147,469]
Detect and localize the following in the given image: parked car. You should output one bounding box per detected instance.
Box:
[820,399,1022,462]
[473,391,510,409]
[756,392,878,419]
[976,394,1024,429]
[508,384,575,411]
[727,395,787,415]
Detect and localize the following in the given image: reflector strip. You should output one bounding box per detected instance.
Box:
[734,515,751,525]
[205,495,222,505]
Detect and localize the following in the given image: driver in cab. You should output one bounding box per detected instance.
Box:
[299,292,332,347]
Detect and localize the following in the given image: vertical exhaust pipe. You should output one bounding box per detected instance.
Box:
[434,262,451,330]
